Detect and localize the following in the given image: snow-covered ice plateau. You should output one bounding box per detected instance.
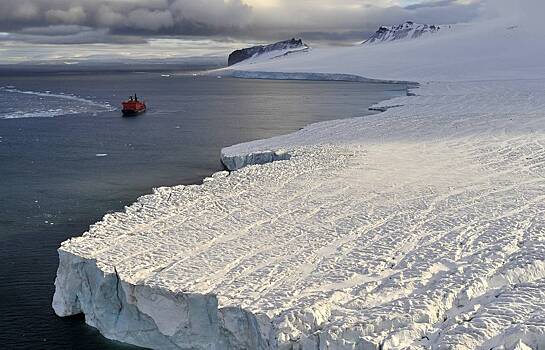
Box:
[54,6,545,350]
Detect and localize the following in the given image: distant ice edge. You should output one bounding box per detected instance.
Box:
[221,70,412,84]
[53,250,275,350]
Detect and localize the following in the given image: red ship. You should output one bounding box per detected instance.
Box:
[122,94,146,116]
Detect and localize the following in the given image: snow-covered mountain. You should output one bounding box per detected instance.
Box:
[223,19,545,82]
[227,38,308,66]
[363,21,441,44]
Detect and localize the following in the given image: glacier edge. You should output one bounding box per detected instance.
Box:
[53,250,276,350]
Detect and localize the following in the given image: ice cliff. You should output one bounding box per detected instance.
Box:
[53,250,273,349]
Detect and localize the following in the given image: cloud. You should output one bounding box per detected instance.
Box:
[12,2,41,20]
[1,26,146,44]
[45,6,87,24]
[0,36,249,63]
[242,0,482,41]
[0,0,253,35]
[20,24,92,36]
[128,9,174,31]
[0,0,483,44]
[480,0,543,24]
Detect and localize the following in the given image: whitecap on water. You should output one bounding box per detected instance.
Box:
[2,88,113,109]
[0,87,116,120]
[0,109,65,119]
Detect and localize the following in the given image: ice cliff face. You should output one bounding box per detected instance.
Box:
[227,38,308,66]
[363,22,441,44]
[53,251,274,350]
[221,149,290,171]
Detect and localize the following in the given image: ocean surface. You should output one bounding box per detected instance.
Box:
[0,70,407,349]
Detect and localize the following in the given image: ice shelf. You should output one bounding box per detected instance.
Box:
[54,79,545,349]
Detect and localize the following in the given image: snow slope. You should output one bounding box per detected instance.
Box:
[54,7,545,350]
[225,19,545,82]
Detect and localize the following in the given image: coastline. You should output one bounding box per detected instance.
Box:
[52,75,545,349]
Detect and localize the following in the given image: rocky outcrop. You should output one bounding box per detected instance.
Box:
[363,21,441,44]
[228,38,308,66]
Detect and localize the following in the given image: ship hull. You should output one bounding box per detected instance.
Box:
[121,108,146,117]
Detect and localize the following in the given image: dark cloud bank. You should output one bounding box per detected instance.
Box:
[0,0,485,45]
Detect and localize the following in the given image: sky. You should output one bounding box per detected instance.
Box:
[0,0,490,63]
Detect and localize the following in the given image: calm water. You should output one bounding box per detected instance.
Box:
[0,72,406,349]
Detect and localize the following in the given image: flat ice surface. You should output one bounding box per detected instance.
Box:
[56,79,545,349]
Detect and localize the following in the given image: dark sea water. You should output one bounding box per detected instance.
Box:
[0,71,406,349]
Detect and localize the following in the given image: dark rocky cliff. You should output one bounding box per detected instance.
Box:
[228,38,308,66]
